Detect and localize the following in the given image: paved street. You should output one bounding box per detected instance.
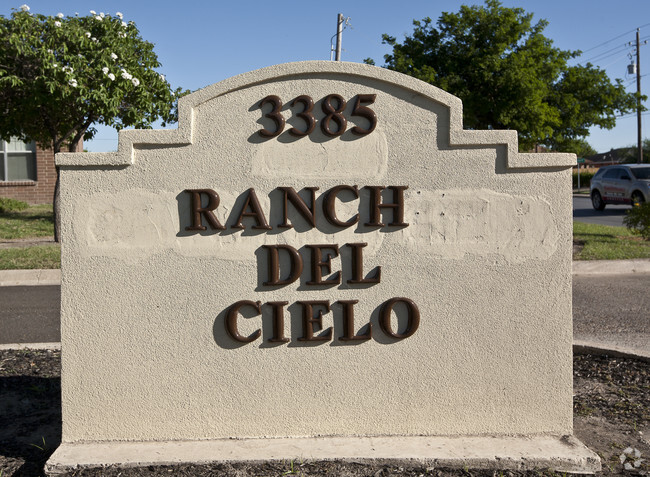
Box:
[0,285,60,344]
[573,273,649,356]
[573,195,629,227]
[0,276,648,355]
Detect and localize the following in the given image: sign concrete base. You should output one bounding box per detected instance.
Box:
[46,435,601,475]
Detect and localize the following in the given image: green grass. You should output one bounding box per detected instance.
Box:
[573,221,650,260]
[1,204,649,269]
[0,204,54,240]
[0,245,60,270]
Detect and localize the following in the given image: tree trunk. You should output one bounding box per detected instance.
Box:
[53,165,61,243]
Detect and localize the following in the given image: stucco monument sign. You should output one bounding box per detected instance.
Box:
[47,62,600,473]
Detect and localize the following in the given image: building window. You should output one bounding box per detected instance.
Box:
[0,138,37,182]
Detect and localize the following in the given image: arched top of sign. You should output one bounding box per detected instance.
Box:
[56,61,575,170]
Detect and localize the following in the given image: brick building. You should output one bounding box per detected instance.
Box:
[0,138,82,204]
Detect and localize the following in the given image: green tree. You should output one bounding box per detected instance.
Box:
[620,139,650,163]
[561,138,596,158]
[369,0,638,152]
[0,6,187,239]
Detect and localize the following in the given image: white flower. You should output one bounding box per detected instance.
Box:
[121,21,127,28]
[108,73,115,81]
[20,4,29,12]
[121,70,132,80]
[54,21,61,27]
[52,63,58,68]
[56,12,64,18]
[68,78,78,87]
[89,10,96,15]
[116,12,123,19]
[92,37,97,42]
[47,49,53,54]
[95,15,102,21]
[62,66,73,73]
[110,52,118,60]
[131,77,140,86]
[159,74,166,81]
[119,32,126,38]
[99,12,105,18]
[85,32,91,38]
[102,67,109,74]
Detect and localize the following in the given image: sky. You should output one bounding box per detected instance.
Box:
[3,0,650,154]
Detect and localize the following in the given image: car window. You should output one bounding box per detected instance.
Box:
[631,167,650,180]
[619,171,631,180]
[603,169,620,179]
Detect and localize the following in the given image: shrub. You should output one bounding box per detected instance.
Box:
[0,197,29,213]
[623,202,650,240]
[573,169,596,189]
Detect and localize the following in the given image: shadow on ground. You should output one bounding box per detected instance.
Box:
[0,350,61,477]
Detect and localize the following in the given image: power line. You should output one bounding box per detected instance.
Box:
[576,22,650,57]
[601,54,630,70]
[582,43,630,64]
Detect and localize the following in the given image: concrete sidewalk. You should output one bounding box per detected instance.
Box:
[1,258,649,287]
[0,269,61,287]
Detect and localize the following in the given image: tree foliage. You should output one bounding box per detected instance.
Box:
[370,0,638,152]
[619,138,650,163]
[0,6,186,153]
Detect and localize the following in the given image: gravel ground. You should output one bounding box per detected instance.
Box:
[0,350,648,477]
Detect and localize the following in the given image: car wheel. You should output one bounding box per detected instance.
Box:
[591,190,606,210]
[631,191,645,207]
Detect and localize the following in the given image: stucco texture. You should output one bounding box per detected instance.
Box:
[57,61,575,443]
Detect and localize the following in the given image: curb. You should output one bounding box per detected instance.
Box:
[572,259,650,275]
[0,269,61,286]
[1,260,649,287]
[573,340,650,363]
[3,341,647,363]
[0,342,61,351]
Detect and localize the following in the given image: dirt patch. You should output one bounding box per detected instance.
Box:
[573,239,586,256]
[1,350,648,476]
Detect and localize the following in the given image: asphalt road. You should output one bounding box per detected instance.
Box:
[573,273,649,355]
[0,285,60,344]
[1,277,648,354]
[573,195,629,227]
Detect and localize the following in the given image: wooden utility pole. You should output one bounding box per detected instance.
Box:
[636,29,643,164]
[335,13,343,61]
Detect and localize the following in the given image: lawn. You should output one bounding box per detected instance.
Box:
[1,204,649,269]
[573,221,650,260]
[0,203,54,239]
[0,245,61,270]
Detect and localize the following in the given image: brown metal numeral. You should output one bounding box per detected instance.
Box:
[289,95,316,136]
[259,95,285,138]
[351,94,377,135]
[321,94,347,137]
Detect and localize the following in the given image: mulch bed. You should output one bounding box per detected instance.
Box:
[1,350,648,476]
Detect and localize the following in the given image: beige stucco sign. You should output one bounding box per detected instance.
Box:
[48,61,599,473]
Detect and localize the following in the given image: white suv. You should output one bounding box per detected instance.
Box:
[590,164,650,210]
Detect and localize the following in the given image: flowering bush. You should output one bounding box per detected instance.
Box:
[0,6,187,153]
[0,5,188,240]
